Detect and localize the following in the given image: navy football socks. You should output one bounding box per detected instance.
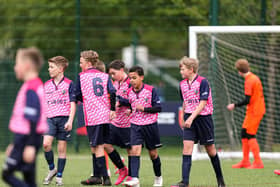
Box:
[210,154,223,181]
[128,156,132,176]
[108,149,125,169]
[96,156,108,177]
[182,155,192,185]
[92,153,97,176]
[57,158,66,178]
[130,156,140,178]
[44,150,55,170]
[152,156,161,177]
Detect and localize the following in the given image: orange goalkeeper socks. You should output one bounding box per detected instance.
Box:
[241,138,250,162]
[248,138,262,164]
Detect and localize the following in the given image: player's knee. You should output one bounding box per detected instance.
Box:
[43,142,52,151]
[149,150,158,160]
[104,144,114,153]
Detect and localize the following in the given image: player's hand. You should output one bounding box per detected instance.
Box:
[125,109,132,116]
[110,111,116,120]
[115,101,120,108]
[136,104,144,112]
[5,144,14,156]
[183,117,194,128]
[64,121,73,131]
[227,103,235,111]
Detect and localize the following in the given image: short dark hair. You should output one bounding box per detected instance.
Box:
[129,66,144,76]
[108,59,125,70]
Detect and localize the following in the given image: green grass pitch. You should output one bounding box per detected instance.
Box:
[1,145,280,187]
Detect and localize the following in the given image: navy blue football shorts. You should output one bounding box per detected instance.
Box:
[46,116,71,141]
[105,124,131,149]
[183,113,215,145]
[86,123,110,147]
[130,122,162,150]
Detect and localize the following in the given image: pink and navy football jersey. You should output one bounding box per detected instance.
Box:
[127,84,161,125]
[9,77,48,135]
[75,68,116,126]
[44,77,75,118]
[180,75,213,115]
[112,77,131,128]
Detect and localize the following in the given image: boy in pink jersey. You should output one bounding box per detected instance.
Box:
[76,50,116,186]
[2,47,48,187]
[106,60,131,185]
[173,57,225,187]
[120,66,163,187]
[43,56,76,186]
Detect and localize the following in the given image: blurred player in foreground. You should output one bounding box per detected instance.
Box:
[2,47,48,187]
[227,59,265,169]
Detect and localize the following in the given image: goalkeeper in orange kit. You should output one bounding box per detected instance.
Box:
[227,59,265,169]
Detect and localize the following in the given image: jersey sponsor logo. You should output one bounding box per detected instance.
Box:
[187,99,199,104]
[45,91,53,94]
[47,99,67,105]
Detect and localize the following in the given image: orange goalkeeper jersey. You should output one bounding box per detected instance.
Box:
[244,72,265,116]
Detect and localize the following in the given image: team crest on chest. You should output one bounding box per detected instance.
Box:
[62,89,66,95]
[194,89,199,95]
[145,97,149,102]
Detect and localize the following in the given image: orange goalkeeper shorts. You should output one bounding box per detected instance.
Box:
[242,113,264,135]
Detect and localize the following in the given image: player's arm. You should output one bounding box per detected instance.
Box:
[107,77,117,119]
[65,82,77,131]
[227,79,252,111]
[139,88,162,113]
[184,79,209,128]
[24,89,41,145]
[107,77,116,111]
[74,75,83,102]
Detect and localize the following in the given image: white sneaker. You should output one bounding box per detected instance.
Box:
[153,176,163,186]
[55,177,63,186]
[43,169,57,185]
[123,177,139,186]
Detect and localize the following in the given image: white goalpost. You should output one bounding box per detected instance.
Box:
[189,26,280,160]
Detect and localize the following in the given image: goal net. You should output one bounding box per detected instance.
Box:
[189,26,280,159]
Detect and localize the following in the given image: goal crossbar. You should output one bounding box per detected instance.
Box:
[189,26,280,59]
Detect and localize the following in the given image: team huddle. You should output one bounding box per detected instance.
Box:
[2,47,266,187]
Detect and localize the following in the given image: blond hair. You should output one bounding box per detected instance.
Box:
[80,50,99,66]
[17,47,44,71]
[96,60,106,72]
[48,56,69,70]
[179,56,199,73]
[235,59,250,73]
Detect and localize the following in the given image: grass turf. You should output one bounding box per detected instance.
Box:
[1,146,280,187]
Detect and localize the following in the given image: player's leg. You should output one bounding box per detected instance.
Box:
[205,144,225,187]
[144,123,163,187]
[232,128,250,168]
[81,126,103,185]
[105,124,129,185]
[246,115,264,169]
[43,118,57,184]
[123,145,142,186]
[95,144,112,185]
[2,135,29,187]
[123,124,142,186]
[56,140,67,185]
[198,115,225,187]
[22,143,40,187]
